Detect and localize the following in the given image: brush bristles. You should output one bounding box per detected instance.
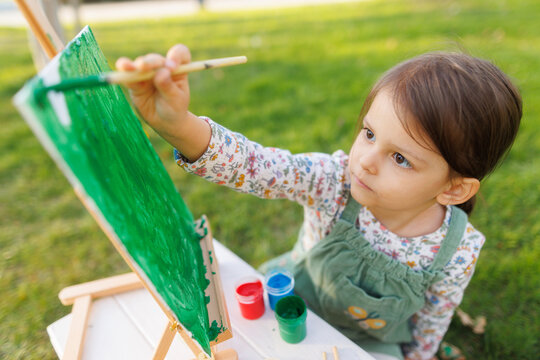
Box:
[32,75,108,105]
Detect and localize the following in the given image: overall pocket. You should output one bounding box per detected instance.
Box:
[317,274,413,343]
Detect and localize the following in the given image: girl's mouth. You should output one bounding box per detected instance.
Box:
[352,173,373,191]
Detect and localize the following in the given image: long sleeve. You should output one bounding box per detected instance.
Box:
[175,117,350,250]
[402,227,485,359]
[175,116,349,210]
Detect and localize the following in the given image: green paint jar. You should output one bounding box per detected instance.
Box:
[274,295,307,344]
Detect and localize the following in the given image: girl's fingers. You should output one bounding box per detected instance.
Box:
[154,68,182,100]
[115,57,136,71]
[117,48,190,94]
[117,46,188,74]
[119,54,166,91]
[166,45,192,83]
[134,53,167,71]
[115,58,147,91]
[166,44,191,68]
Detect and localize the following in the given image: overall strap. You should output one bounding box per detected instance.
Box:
[428,206,468,272]
[340,195,362,224]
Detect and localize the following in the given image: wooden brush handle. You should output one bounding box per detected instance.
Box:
[108,56,247,84]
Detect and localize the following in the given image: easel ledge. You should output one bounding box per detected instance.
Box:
[59,272,143,305]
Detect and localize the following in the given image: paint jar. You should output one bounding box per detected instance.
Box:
[235,277,265,320]
[265,268,295,310]
[275,295,307,343]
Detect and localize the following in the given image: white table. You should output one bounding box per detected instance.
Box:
[47,240,376,360]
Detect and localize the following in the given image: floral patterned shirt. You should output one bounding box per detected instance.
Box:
[175,117,485,360]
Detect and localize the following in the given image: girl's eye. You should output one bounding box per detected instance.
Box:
[364,128,375,141]
[393,153,412,168]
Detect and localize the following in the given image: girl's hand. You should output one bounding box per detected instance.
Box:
[116,44,211,162]
[115,44,192,139]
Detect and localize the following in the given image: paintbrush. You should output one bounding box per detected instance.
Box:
[34,55,247,101]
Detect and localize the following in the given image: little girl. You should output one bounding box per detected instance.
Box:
[116,46,521,360]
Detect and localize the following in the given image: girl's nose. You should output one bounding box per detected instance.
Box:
[358,148,378,175]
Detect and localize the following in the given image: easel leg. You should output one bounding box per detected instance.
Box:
[191,345,238,360]
[63,294,92,360]
[212,347,238,360]
[152,321,177,360]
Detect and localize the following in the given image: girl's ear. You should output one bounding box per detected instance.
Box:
[437,177,480,206]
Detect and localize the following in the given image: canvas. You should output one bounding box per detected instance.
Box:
[13,26,227,356]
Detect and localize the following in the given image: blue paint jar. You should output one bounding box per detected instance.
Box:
[265,268,295,310]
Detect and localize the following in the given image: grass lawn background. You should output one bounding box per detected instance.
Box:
[1,0,538,358]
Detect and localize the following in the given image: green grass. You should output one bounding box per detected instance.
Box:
[1,0,539,358]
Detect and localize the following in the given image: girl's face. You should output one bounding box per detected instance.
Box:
[348,90,452,217]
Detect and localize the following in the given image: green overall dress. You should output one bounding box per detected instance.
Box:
[260,197,467,358]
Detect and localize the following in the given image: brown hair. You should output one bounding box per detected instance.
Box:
[359,52,522,214]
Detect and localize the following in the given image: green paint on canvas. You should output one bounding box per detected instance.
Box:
[207,320,226,341]
[16,27,220,355]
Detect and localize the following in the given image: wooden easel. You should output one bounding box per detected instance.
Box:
[15,4,237,359]
[14,0,64,59]
[57,216,237,360]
